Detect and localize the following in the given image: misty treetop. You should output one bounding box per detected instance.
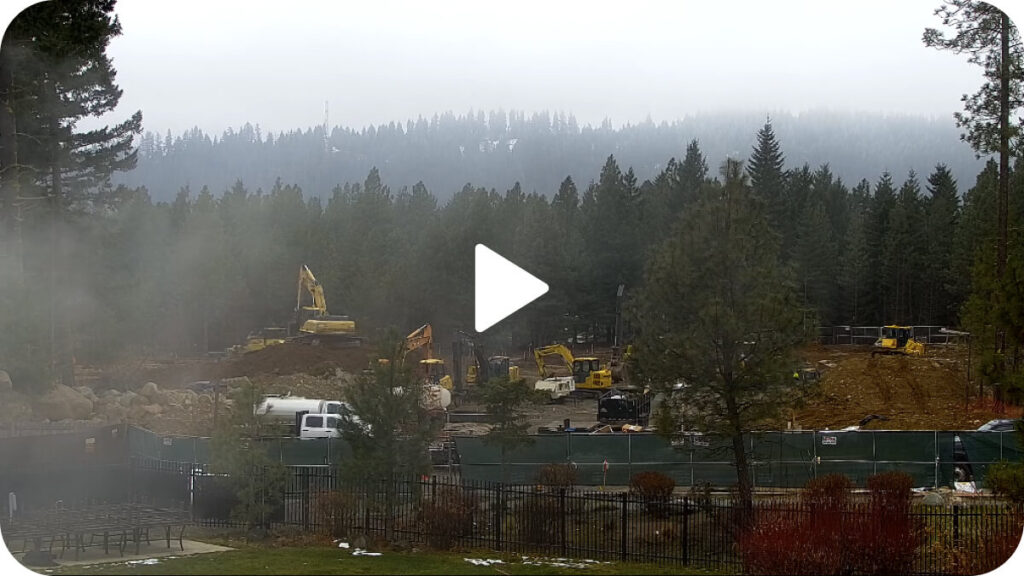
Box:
[115,110,982,205]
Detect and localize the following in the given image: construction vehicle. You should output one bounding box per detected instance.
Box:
[229,327,288,355]
[534,344,613,396]
[455,330,521,385]
[871,325,925,357]
[292,264,361,347]
[387,324,454,391]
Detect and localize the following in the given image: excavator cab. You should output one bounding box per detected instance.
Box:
[420,358,453,390]
[572,358,603,384]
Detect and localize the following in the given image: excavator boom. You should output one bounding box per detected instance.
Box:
[405,324,434,359]
[533,344,575,378]
[297,264,329,315]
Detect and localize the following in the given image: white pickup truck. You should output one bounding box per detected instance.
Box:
[254,395,363,439]
[297,412,344,439]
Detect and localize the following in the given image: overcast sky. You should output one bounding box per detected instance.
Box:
[4,0,1024,136]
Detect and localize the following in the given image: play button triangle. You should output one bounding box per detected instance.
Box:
[475,244,549,332]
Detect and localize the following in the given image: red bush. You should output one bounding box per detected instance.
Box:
[418,486,478,550]
[740,472,925,575]
[536,463,578,489]
[630,471,675,516]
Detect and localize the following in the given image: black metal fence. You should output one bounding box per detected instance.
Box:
[133,458,1023,574]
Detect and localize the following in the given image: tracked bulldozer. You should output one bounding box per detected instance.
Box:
[871,325,925,357]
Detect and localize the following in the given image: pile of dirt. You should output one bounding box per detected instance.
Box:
[791,345,1016,430]
[214,344,374,379]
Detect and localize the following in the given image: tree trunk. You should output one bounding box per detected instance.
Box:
[997,12,1010,280]
[725,393,753,517]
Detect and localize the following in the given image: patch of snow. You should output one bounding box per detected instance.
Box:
[352,548,382,556]
[125,558,161,565]
[465,558,504,566]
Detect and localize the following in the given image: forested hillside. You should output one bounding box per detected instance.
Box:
[5,119,1019,391]
[116,110,983,203]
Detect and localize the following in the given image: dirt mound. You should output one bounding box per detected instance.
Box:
[792,345,1015,430]
[214,343,374,379]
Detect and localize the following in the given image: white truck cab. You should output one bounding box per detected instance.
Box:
[299,413,343,440]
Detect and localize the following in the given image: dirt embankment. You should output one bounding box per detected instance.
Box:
[792,345,1018,430]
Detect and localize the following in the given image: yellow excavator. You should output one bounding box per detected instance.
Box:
[872,325,925,357]
[379,324,454,390]
[291,264,362,347]
[534,344,613,394]
[404,324,454,391]
[457,331,521,385]
[467,352,522,385]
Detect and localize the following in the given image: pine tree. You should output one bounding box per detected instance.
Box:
[676,139,709,209]
[747,117,787,233]
[866,173,897,324]
[630,157,806,511]
[924,0,1023,277]
[923,165,960,325]
[0,0,142,387]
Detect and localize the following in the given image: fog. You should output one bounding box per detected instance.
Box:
[3,0,1012,136]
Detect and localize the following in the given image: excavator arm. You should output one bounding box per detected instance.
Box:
[405,324,434,359]
[534,344,575,378]
[297,264,329,316]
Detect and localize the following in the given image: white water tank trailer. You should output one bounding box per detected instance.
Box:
[254,395,348,423]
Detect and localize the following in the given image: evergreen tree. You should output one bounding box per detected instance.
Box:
[866,173,897,324]
[839,204,871,324]
[676,139,709,209]
[747,117,787,234]
[923,164,960,325]
[925,0,1023,277]
[631,158,806,511]
[794,194,838,324]
[0,0,141,387]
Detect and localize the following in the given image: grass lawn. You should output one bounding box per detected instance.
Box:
[50,546,727,575]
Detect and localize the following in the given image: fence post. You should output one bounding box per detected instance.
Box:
[303,468,310,531]
[953,504,960,545]
[431,475,437,504]
[620,491,628,561]
[682,497,690,565]
[560,488,567,557]
[495,483,503,551]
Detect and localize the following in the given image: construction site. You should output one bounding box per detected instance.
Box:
[1,330,1017,441]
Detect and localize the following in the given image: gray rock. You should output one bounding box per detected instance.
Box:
[73,386,98,403]
[0,370,12,393]
[101,403,128,422]
[119,391,137,407]
[35,385,93,421]
[921,492,945,506]
[139,381,160,400]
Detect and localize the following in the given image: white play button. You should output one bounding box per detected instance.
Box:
[475,244,549,332]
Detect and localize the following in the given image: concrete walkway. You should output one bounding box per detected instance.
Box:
[23,539,232,569]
